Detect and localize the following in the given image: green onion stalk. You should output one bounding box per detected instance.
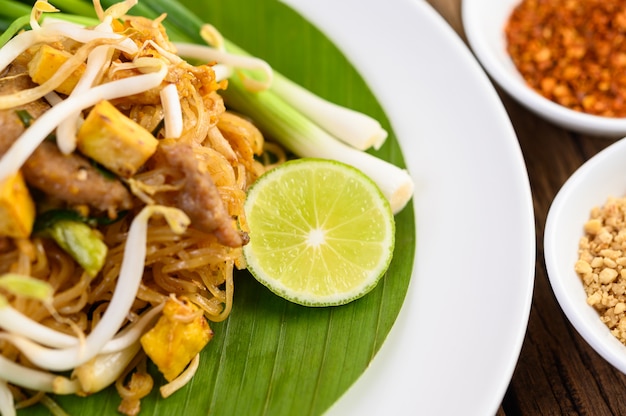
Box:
[1,0,414,213]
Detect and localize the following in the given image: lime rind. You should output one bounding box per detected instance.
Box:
[243,158,395,307]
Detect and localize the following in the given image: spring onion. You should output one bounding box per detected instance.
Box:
[133,0,411,211]
[221,74,414,213]
[78,0,412,211]
[15,109,34,127]
[136,0,390,149]
[220,39,389,151]
[268,72,388,150]
[0,0,31,23]
[0,14,29,48]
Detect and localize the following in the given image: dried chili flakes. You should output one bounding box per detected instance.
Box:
[505,0,626,118]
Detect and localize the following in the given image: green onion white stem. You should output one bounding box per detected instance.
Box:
[175,40,409,208]
[25,0,393,153]
[220,39,389,151]
[269,73,388,150]
[124,0,394,152]
[222,75,414,213]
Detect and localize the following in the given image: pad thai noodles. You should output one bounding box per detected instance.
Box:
[0,0,414,413]
[0,0,287,414]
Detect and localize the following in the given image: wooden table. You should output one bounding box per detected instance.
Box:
[425,0,626,414]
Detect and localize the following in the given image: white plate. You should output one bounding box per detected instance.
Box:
[281,0,536,415]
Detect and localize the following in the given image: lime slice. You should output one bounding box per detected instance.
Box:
[243,158,395,306]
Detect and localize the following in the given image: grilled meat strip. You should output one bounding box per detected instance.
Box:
[21,142,133,215]
[155,141,245,248]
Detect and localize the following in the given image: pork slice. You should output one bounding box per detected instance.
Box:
[157,141,244,248]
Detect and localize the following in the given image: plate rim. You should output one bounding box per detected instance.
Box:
[280,0,536,414]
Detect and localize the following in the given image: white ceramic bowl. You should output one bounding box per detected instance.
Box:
[545,137,626,373]
[462,0,626,136]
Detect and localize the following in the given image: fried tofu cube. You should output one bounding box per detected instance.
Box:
[140,296,213,382]
[28,44,86,95]
[0,172,35,238]
[76,100,159,178]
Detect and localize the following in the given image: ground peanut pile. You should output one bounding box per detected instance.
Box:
[576,196,626,345]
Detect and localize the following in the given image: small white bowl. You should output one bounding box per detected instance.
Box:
[545,137,626,373]
[462,0,626,136]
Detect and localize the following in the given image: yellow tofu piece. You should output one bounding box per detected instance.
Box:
[140,296,213,382]
[0,172,35,238]
[76,100,159,178]
[28,44,86,95]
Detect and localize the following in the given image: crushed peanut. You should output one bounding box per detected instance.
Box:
[576,196,626,344]
[505,0,626,117]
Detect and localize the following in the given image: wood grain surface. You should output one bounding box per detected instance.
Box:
[425,0,626,414]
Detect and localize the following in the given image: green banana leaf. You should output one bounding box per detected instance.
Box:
[19,0,416,414]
